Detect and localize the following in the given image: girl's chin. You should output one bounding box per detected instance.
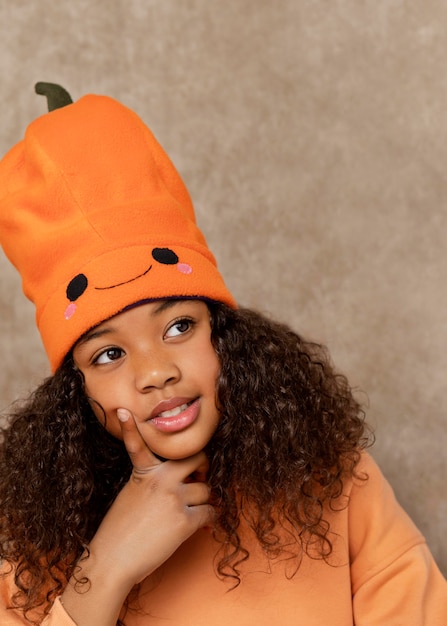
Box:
[136,425,216,461]
[148,445,204,461]
[145,435,213,461]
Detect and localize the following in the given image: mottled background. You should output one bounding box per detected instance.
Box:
[0,1,446,574]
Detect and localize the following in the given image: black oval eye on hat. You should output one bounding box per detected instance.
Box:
[152,248,179,265]
[66,274,88,302]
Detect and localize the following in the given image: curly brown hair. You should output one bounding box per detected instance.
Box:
[0,303,372,623]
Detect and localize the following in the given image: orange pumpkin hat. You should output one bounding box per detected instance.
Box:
[0,83,236,371]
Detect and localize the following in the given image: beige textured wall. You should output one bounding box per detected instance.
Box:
[0,1,446,575]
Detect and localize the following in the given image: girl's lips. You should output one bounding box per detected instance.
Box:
[149,398,201,433]
[150,397,194,419]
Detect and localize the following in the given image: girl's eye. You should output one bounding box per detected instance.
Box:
[165,317,194,338]
[93,347,125,365]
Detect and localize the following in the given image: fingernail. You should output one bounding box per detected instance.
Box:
[117,409,130,422]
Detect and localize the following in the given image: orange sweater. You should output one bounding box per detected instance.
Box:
[1,454,446,625]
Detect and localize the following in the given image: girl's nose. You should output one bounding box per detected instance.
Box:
[133,349,180,391]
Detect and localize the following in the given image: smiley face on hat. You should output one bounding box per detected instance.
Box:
[64,247,192,320]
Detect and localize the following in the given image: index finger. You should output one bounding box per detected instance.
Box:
[117,408,161,472]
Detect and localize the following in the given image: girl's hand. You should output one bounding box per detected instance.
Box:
[94,408,214,584]
[61,408,214,626]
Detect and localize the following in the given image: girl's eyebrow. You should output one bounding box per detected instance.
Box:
[151,299,181,315]
[76,327,114,347]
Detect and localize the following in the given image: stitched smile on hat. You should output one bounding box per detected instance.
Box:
[64,246,192,321]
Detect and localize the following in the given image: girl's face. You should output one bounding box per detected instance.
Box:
[73,300,220,460]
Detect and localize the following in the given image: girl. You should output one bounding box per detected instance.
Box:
[0,83,446,626]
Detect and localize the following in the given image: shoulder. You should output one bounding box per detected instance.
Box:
[346,452,425,587]
[343,453,447,624]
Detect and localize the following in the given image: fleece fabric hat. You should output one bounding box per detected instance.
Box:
[0,83,236,371]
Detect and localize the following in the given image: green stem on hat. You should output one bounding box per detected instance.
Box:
[35,82,73,111]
